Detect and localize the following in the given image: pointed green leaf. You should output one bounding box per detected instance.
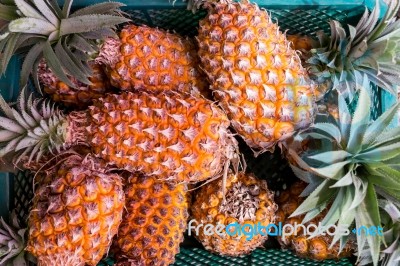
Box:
[15,137,38,151]
[347,80,371,153]
[310,122,342,144]
[290,179,336,217]
[307,150,351,165]
[289,163,321,185]
[362,102,400,147]
[69,34,96,54]
[71,2,126,17]
[55,40,91,85]
[0,136,23,156]
[0,116,24,134]
[0,32,19,74]
[319,188,347,226]
[0,130,19,142]
[59,14,129,36]
[80,27,117,39]
[20,41,44,87]
[42,41,75,88]
[355,184,381,266]
[32,0,59,26]
[302,202,328,223]
[0,93,14,119]
[11,109,29,129]
[310,160,349,179]
[330,171,354,188]
[46,0,63,19]
[349,175,368,210]
[62,38,91,76]
[8,17,56,35]
[367,168,400,191]
[356,142,400,162]
[62,0,73,18]
[14,0,46,20]
[331,205,355,249]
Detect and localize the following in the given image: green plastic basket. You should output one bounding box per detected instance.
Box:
[0,0,396,265]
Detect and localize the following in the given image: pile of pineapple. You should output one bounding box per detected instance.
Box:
[0,0,399,265]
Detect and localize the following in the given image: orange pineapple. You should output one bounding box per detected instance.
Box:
[38,61,113,109]
[113,175,188,266]
[0,89,237,184]
[97,25,209,96]
[26,154,125,266]
[191,172,277,256]
[194,0,316,154]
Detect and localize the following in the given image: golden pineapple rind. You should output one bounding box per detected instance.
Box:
[98,25,209,96]
[191,172,277,256]
[26,155,125,266]
[197,1,315,153]
[77,91,236,183]
[38,60,112,109]
[113,175,188,266]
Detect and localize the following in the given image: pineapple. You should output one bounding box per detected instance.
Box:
[97,25,210,96]
[306,0,400,99]
[275,181,354,260]
[0,0,129,107]
[0,212,34,265]
[285,78,400,265]
[26,153,125,266]
[112,174,189,266]
[0,88,237,183]
[37,60,113,109]
[190,172,277,256]
[192,0,316,154]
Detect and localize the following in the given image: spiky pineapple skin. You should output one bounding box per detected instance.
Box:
[72,91,235,183]
[197,0,315,153]
[38,61,113,109]
[26,154,125,266]
[98,25,209,96]
[276,181,354,261]
[191,172,277,256]
[113,175,188,266]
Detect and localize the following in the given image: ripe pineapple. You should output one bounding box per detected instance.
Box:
[97,25,209,96]
[285,80,400,265]
[113,174,188,266]
[275,181,354,260]
[37,60,113,109]
[26,153,125,266]
[191,172,277,256]
[0,0,129,106]
[193,0,316,154]
[0,89,237,183]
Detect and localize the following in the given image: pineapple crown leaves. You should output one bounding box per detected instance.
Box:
[0,211,33,266]
[307,0,400,98]
[0,0,130,88]
[379,200,400,264]
[0,87,68,166]
[358,200,400,265]
[287,75,400,265]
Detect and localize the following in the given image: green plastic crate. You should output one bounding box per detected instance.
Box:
[0,0,395,265]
